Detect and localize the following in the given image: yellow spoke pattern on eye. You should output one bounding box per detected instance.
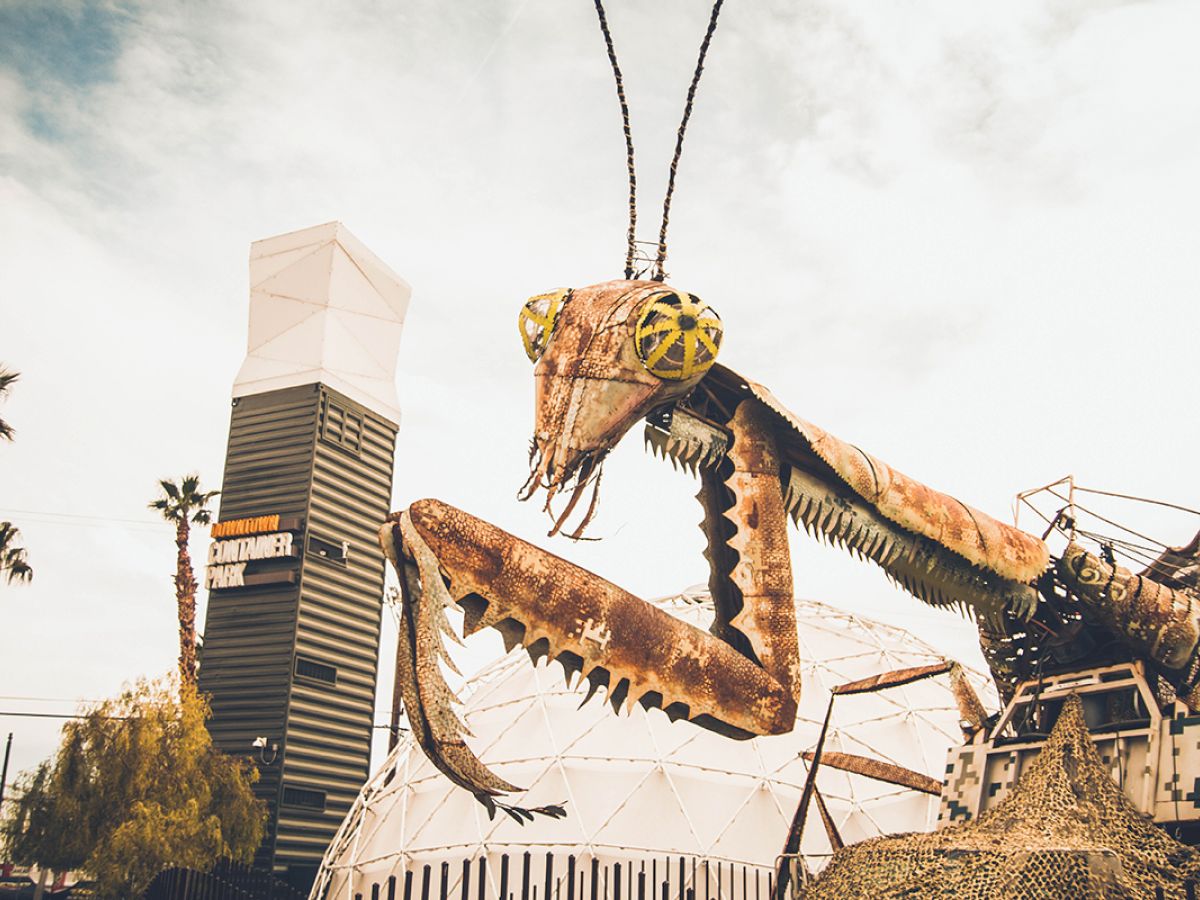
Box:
[639,318,679,337]
[518,288,570,362]
[644,331,681,369]
[635,291,724,380]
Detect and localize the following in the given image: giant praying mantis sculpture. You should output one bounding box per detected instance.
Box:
[379,278,1200,804]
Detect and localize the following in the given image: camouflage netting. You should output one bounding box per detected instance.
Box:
[800,694,1200,899]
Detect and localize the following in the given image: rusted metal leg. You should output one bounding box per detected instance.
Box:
[380,498,798,800]
[402,497,795,731]
[701,400,801,702]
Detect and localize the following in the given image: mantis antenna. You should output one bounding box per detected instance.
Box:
[591,0,727,282]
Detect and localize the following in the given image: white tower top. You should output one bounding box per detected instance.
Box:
[233,221,411,425]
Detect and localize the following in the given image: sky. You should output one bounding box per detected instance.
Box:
[2,0,1200,786]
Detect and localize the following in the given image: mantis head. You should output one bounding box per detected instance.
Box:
[517,279,723,538]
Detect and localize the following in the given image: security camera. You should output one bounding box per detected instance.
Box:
[252,736,268,749]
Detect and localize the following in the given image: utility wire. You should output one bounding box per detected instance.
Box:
[0,710,406,731]
[0,507,162,531]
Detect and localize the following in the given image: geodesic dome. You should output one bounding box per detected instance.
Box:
[313,589,993,900]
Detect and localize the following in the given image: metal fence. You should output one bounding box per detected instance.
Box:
[143,860,308,900]
[328,853,774,900]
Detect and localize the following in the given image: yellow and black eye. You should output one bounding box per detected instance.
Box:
[635,291,723,380]
[519,288,571,362]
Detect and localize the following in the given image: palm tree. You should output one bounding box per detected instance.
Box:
[149,475,219,685]
[0,367,18,442]
[0,521,32,584]
[1,368,32,585]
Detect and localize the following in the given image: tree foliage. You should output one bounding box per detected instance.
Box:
[0,367,33,584]
[0,521,33,584]
[1,676,266,898]
[0,366,18,442]
[149,474,219,684]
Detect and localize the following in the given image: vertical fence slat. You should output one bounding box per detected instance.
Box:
[590,859,599,900]
[440,861,450,900]
[478,857,487,900]
[461,858,472,900]
[500,853,511,900]
[545,851,555,900]
[522,852,532,900]
[404,869,414,900]
[421,864,432,900]
[567,855,577,900]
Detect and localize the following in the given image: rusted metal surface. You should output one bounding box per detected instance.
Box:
[783,464,1039,624]
[739,374,1049,585]
[522,280,711,538]
[1059,541,1200,675]
[949,661,989,736]
[832,661,954,696]
[813,786,844,852]
[381,514,519,798]
[407,498,796,737]
[801,750,944,796]
[721,400,801,700]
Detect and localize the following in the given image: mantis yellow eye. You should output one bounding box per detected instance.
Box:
[635,291,723,380]
[519,288,571,362]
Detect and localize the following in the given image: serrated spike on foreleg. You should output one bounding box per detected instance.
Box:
[608,678,631,715]
[578,667,610,710]
[873,536,892,564]
[462,598,512,637]
[437,612,465,649]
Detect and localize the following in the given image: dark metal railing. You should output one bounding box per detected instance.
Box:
[334,852,774,900]
[143,860,308,900]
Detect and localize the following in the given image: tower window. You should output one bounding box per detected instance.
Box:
[320,396,364,454]
[295,656,338,685]
[281,785,326,811]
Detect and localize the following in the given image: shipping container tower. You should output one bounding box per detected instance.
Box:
[198,222,409,891]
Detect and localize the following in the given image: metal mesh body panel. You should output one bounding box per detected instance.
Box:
[802,694,1200,899]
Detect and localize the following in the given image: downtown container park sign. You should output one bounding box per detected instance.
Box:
[206,514,304,590]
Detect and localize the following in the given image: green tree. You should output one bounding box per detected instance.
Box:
[149,475,219,685]
[0,676,266,898]
[0,521,32,584]
[0,368,32,584]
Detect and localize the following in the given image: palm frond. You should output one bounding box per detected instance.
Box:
[3,556,33,584]
[0,368,18,396]
[0,521,32,584]
[151,475,217,524]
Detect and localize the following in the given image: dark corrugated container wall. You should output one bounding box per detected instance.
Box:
[199,382,398,889]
